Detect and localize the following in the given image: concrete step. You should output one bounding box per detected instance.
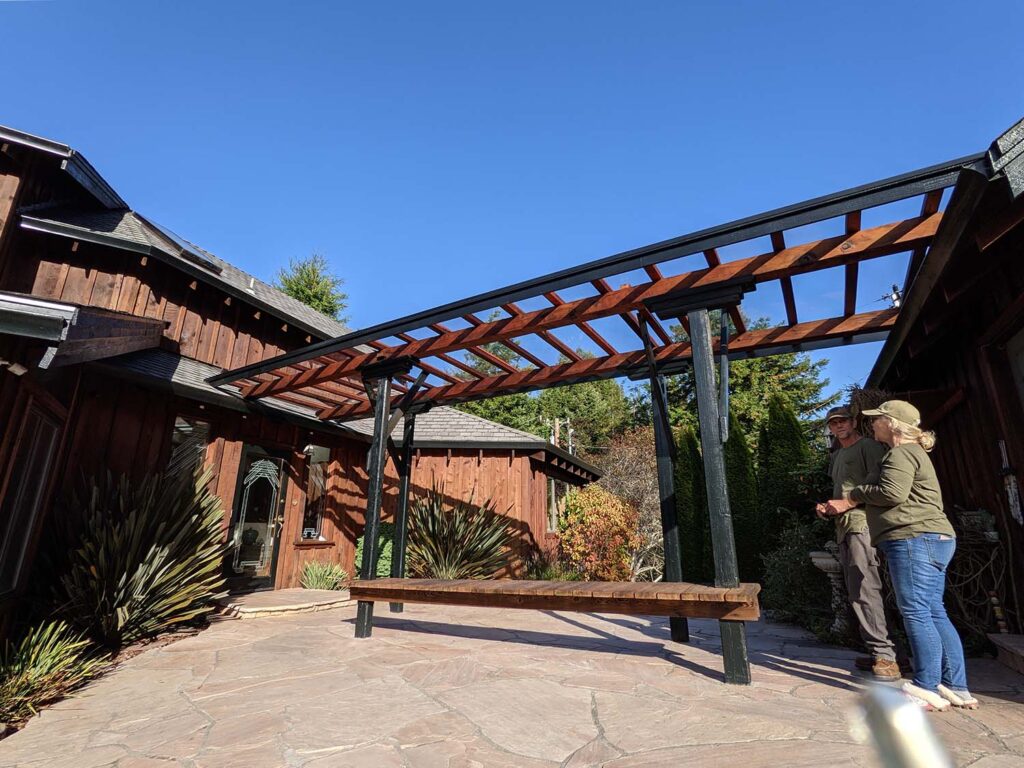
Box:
[216,588,355,619]
[988,633,1024,675]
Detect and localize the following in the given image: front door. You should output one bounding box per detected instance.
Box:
[226,447,288,592]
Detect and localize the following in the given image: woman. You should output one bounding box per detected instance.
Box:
[826,399,976,712]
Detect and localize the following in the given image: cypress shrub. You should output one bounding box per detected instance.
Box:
[674,427,710,582]
[724,410,761,583]
[757,396,810,545]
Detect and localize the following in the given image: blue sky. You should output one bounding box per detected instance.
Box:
[2,1,1019,401]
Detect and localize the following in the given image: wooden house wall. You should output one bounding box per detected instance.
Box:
[881,213,1024,633]
[316,446,553,585]
[1,230,319,370]
[0,158,565,598]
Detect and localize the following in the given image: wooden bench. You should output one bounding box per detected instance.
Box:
[349,578,760,621]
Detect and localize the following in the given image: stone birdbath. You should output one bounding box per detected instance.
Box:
[809,542,850,635]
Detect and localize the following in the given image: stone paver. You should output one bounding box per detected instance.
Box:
[1,603,1022,767]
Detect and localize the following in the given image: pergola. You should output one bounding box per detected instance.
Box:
[210,150,988,684]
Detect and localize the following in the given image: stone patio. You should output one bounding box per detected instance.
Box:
[1,602,1022,768]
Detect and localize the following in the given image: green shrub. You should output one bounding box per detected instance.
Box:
[407,484,513,579]
[559,485,640,581]
[354,521,394,578]
[46,469,228,649]
[760,515,834,636]
[674,426,710,582]
[724,409,762,583]
[0,621,105,727]
[758,396,811,545]
[523,548,582,581]
[300,560,349,590]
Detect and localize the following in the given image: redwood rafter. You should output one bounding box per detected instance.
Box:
[316,309,898,420]
[240,213,940,401]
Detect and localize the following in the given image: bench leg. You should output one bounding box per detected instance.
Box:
[355,601,375,638]
[719,620,751,684]
[669,617,690,643]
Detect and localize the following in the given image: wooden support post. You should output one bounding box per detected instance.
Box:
[390,412,416,613]
[643,325,689,643]
[354,375,393,638]
[687,308,751,684]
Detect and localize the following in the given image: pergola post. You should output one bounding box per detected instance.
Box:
[686,308,751,685]
[389,412,417,613]
[648,367,689,643]
[354,374,393,638]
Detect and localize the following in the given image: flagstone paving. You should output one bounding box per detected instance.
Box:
[1,603,1022,767]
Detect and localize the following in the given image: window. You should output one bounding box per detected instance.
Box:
[0,406,61,596]
[167,416,211,478]
[303,457,329,540]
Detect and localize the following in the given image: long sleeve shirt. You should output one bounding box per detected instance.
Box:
[848,442,954,545]
[829,437,888,542]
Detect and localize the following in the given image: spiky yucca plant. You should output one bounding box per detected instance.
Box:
[300,560,349,590]
[49,469,228,648]
[406,484,513,579]
[0,621,105,727]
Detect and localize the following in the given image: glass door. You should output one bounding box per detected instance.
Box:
[227,448,287,591]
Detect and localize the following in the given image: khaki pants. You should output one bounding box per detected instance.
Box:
[838,531,897,661]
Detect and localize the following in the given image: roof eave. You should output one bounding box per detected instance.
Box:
[19,215,334,341]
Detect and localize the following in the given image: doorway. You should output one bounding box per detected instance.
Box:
[226,446,289,592]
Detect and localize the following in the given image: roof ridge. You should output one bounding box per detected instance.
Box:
[435,405,547,441]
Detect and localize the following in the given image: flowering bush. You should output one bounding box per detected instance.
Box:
[558,485,641,581]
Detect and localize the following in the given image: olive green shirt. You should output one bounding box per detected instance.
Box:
[849,442,955,545]
[830,437,888,542]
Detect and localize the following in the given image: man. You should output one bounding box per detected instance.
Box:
[816,406,900,680]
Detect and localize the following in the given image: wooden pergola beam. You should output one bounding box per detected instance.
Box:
[456,315,546,369]
[317,309,898,420]
[244,214,938,400]
[544,291,618,355]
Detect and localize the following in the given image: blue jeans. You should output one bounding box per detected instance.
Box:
[877,534,968,692]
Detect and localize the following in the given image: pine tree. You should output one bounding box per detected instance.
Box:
[757,395,810,545]
[723,409,761,582]
[275,253,348,321]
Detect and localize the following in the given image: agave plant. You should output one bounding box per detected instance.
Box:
[300,560,349,590]
[406,484,513,579]
[46,468,228,649]
[0,621,105,727]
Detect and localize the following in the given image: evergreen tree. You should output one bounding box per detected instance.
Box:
[665,312,838,450]
[537,374,630,452]
[723,409,761,582]
[757,395,811,545]
[674,426,710,582]
[275,253,348,322]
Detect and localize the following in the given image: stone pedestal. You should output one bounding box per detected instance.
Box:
[810,544,849,636]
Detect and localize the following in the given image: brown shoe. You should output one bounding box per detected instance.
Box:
[872,658,902,681]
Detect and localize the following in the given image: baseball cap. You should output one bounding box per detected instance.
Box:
[825,406,853,422]
[861,399,921,427]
